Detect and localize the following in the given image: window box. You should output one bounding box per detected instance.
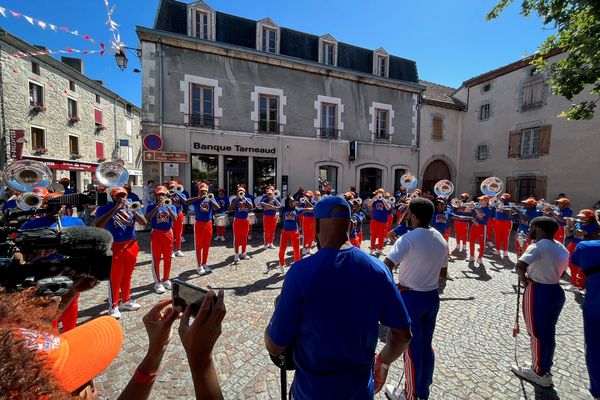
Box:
[97,157,107,162]
[70,153,82,160]
[95,125,106,133]
[69,115,80,123]
[31,104,47,113]
[33,147,48,155]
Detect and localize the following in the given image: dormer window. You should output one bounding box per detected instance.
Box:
[373,48,389,77]
[318,35,338,66]
[256,18,280,54]
[188,1,215,40]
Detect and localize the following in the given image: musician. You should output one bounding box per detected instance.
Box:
[394,187,408,225]
[570,220,600,399]
[384,198,448,400]
[229,186,254,263]
[467,195,492,263]
[565,209,598,292]
[387,206,413,243]
[512,217,568,388]
[260,189,281,249]
[1,188,17,211]
[384,193,395,244]
[123,182,140,203]
[551,198,573,244]
[238,184,256,241]
[314,191,322,202]
[168,181,187,257]
[186,185,214,272]
[516,198,543,257]
[493,193,513,258]
[450,193,470,252]
[486,200,496,249]
[431,198,454,240]
[278,197,301,274]
[95,187,147,319]
[145,186,177,294]
[369,188,392,256]
[349,199,365,248]
[299,191,316,255]
[213,188,229,241]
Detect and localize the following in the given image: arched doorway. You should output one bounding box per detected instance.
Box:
[422,160,451,195]
[359,167,383,198]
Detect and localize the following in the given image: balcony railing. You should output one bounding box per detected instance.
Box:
[257,121,282,134]
[375,133,391,142]
[521,101,544,111]
[319,127,340,139]
[186,113,218,129]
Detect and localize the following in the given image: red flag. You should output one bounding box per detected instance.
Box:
[83,35,91,40]
[100,50,105,56]
[10,11,20,18]
[100,42,105,49]
[60,26,68,31]
[66,47,74,53]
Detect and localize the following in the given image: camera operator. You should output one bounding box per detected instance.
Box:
[95,187,147,319]
[265,196,412,399]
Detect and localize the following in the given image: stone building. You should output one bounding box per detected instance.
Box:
[0,29,143,192]
[138,0,423,198]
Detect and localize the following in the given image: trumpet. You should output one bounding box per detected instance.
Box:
[237,191,245,199]
[208,193,215,200]
[300,197,307,204]
[173,184,184,194]
[128,201,142,211]
[162,198,172,206]
[273,189,280,197]
[16,192,43,210]
[451,198,475,210]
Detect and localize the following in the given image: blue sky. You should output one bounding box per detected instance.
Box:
[0,0,552,106]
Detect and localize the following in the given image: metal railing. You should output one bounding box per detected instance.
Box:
[185,113,219,128]
[375,133,391,142]
[257,121,282,134]
[521,101,544,111]
[319,127,340,139]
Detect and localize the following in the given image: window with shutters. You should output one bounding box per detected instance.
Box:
[508,125,551,158]
[31,127,45,149]
[521,80,545,110]
[521,127,541,157]
[69,135,79,156]
[94,108,103,127]
[432,116,443,140]
[506,176,547,201]
[95,141,104,159]
[29,82,44,107]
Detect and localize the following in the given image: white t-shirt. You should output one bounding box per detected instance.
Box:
[386,227,448,291]
[519,239,569,284]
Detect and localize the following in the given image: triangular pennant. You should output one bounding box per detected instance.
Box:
[24,15,34,25]
[100,50,105,56]
[49,24,57,31]
[60,26,68,31]
[0,7,6,17]
[37,20,47,30]
[83,35,91,40]
[10,11,21,18]
[71,30,79,36]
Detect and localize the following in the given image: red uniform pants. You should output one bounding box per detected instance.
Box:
[303,216,315,249]
[567,241,586,289]
[494,219,512,253]
[172,212,184,251]
[279,230,300,266]
[370,220,387,251]
[386,214,394,237]
[554,226,566,244]
[454,221,469,246]
[298,213,304,233]
[515,235,532,258]
[194,221,213,266]
[53,293,80,332]
[486,218,495,244]
[233,218,250,254]
[109,239,139,308]
[263,215,277,245]
[469,223,486,258]
[151,229,173,282]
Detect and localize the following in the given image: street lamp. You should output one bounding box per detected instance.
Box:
[114,49,128,71]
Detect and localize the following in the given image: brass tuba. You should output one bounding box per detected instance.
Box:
[95,161,129,188]
[3,160,52,192]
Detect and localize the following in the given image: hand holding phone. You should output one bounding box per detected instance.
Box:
[172,279,216,315]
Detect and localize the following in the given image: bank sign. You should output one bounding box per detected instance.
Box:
[193,142,276,154]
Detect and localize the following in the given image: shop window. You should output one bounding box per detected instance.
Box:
[191,154,218,197]
[224,156,248,197]
[359,167,382,198]
[319,165,338,194]
[253,157,277,196]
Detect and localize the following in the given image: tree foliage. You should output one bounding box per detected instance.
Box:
[487,0,600,120]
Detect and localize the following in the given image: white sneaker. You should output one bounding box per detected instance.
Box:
[305,248,313,255]
[171,252,176,259]
[162,280,172,290]
[369,250,377,256]
[511,365,553,387]
[204,265,212,274]
[176,250,184,257]
[269,243,276,249]
[499,250,504,258]
[241,253,251,260]
[493,249,500,255]
[279,265,285,274]
[154,282,165,294]
[476,257,483,264]
[181,237,186,243]
[466,256,474,262]
[221,236,226,242]
[108,307,121,319]
[458,244,463,252]
[384,383,406,400]
[196,266,207,275]
[234,254,240,263]
[379,250,387,257]
[119,300,141,311]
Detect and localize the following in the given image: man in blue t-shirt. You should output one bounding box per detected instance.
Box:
[265,196,412,400]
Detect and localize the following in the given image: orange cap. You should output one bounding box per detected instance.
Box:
[20,316,123,393]
[521,198,537,206]
[32,187,49,199]
[169,180,178,187]
[556,197,570,206]
[198,183,209,192]
[373,188,385,195]
[154,185,168,195]
[110,187,127,198]
[576,209,597,220]
[344,191,354,199]
[306,191,314,197]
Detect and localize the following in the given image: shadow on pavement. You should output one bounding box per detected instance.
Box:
[212,273,285,297]
[461,262,492,282]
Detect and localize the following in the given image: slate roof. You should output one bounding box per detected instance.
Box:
[419,80,466,110]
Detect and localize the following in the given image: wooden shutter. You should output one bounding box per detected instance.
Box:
[432,117,443,139]
[539,125,552,155]
[508,130,521,158]
[95,142,104,159]
[94,109,103,125]
[536,176,547,199]
[506,177,517,200]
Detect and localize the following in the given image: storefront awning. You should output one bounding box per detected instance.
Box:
[23,156,99,172]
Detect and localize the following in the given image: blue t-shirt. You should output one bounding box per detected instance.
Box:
[146,204,176,231]
[192,198,214,222]
[350,212,365,239]
[432,210,453,234]
[267,246,411,400]
[233,197,252,219]
[518,209,543,233]
[215,195,230,214]
[472,206,492,225]
[95,204,137,243]
[371,199,388,223]
[20,215,85,230]
[171,192,188,214]
[127,192,140,203]
[571,240,600,292]
[261,196,279,217]
[299,202,315,218]
[557,207,573,227]
[453,208,471,221]
[495,204,512,221]
[280,207,298,231]
[1,199,17,211]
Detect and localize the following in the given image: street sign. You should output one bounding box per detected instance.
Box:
[164,163,179,176]
[143,151,188,163]
[143,134,163,151]
[119,139,130,147]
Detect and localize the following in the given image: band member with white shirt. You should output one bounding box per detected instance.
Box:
[384,197,448,400]
[511,217,569,388]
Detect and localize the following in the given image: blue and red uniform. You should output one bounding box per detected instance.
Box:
[517,209,543,256]
[232,197,253,255]
[96,204,140,309]
[493,205,513,254]
[469,206,492,259]
[567,222,596,289]
[214,194,230,238]
[299,201,316,250]
[146,203,176,283]
[171,192,188,252]
[432,210,453,241]
[261,196,278,247]
[453,207,470,248]
[279,207,300,266]
[370,199,388,251]
[192,197,214,267]
[554,207,573,244]
[349,212,365,248]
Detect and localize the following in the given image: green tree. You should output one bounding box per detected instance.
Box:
[487,1,600,120]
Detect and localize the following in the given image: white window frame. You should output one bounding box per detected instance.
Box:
[68,134,80,155]
[480,103,490,120]
[314,95,344,139]
[179,75,223,128]
[368,102,394,141]
[187,1,215,40]
[28,80,45,107]
[256,18,280,54]
[126,119,133,136]
[30,125,46,150]
[120,144,133,163]
[372,48,389,77]
[318,34,338,66]
[521,127,541,157]
[67,97,78,119]
[250,86,287,134]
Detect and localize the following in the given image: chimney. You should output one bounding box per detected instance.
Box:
[61,56,83,74]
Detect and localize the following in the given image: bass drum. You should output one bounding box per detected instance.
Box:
[248,212,257,225]
[214,213,229,227]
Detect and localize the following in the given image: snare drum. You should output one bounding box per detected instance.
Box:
[214,214,229,227]
[248,212,257,225]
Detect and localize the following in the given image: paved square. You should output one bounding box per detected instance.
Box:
[78,226,590,399]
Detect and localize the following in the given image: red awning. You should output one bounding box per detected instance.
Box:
[23,156,99,172]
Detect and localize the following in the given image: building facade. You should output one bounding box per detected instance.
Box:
[138,0,423,198]
[0,29,143,192]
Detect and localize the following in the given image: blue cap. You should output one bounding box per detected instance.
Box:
[314,196,351,220]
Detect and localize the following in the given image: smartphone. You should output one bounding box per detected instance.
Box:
[172,279,213,315]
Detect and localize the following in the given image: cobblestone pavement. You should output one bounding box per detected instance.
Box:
[77,225,591,400]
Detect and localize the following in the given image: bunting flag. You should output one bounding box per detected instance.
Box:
[103,0,124,52]
[0,5,103,47]
[1,46,105,62]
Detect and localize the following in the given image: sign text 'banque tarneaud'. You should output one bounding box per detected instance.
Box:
[193,143,276,154]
